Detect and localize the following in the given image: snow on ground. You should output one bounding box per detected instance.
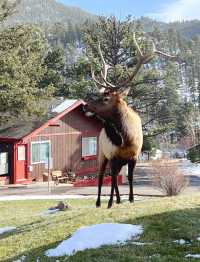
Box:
[197,237,200,241]
[174,239,186,245]
[179,160,200,176]
[45,223,143,257]
[0,226,16,235]
[130,241,152,246]
[185,254,200,258]
[41,208,60,215]
[173,239,192,245]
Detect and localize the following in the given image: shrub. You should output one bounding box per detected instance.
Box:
[151,159,188,196]
[187,147,200,163]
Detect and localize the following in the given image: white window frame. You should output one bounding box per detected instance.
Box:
[31,140,51,165]
[82,136,97,157]
[0,152,8,175]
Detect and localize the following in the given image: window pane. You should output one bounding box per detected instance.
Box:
[0,152,8,175]
[40,143,49,162]
[82,137,97,157]
[18,146,25,161]
[32,144,40,163]
[31,142,50,164]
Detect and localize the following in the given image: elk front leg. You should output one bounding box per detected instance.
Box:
[128,159,137,203]
[96,156,108,208]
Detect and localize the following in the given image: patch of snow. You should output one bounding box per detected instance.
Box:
[174,239,186,245]
[130,241,152,246]
[186,254,200,258]
[197,236,200,241]
[41,209,60,215]
[0,226,16,235]
[45,223,143,257]
[179,160,200,176]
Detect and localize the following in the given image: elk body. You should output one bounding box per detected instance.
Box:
[87,33,176,208]
[88,90,143,208]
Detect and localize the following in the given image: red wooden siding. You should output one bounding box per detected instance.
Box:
[25,106,102,181]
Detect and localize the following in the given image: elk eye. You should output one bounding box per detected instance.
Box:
[103,97,110,102]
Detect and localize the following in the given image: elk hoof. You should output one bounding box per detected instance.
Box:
[129,196,134,203]
[96,200,101,208]
[107,200,113,209]
[116,198,121,204]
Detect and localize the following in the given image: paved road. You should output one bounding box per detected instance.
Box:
[0,159,199,198]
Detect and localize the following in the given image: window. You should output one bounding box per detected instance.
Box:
[0,152,8,175]
[18,146,26,161]
[82,137,97,157]
[31,141,50,164]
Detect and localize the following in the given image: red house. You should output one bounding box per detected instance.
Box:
[0,99,103,185]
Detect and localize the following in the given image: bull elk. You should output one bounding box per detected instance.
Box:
[86,33,176,208]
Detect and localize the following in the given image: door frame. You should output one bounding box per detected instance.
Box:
[14,143,28,184]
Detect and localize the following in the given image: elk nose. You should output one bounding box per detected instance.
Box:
[82,104,88,112]
[83,105,95,117]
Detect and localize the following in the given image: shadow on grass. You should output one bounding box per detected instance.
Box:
[0,209,89,241]
[3,206,200,262]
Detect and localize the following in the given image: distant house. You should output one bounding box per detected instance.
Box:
[0,99,102,185]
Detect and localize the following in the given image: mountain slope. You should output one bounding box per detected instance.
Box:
[5,0,93,26]
[4,1,200,40]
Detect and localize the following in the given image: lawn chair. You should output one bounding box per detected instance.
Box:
[51,170,68,185]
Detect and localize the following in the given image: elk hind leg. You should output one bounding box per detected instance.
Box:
[108,158,123,208]
[115,181,121,204]
[128,159,137,203]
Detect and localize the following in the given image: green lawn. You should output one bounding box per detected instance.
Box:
[0,194,200,262]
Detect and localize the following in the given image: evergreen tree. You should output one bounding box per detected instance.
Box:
[70,16,180,138]
[0,25,54,123]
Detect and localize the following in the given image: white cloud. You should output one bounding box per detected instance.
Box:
[148,0,200,22]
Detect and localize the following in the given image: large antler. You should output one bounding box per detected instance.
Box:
[91,33,177,93]
[91,43,116,93]
[118,33,177,89]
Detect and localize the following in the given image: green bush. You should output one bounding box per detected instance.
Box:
[187,147,200,163]
[142,137,157,152]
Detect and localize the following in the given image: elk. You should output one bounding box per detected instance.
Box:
[86,33,176,208]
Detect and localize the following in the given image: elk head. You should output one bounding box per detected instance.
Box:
[85,33,177,121]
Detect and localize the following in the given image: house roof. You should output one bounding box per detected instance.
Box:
[52,99,78,113]
[0,99,85,141]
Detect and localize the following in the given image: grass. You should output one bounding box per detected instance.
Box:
[0,194,200,261]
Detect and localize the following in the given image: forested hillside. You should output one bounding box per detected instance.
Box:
[5,0,93,26]
[1,0,200,146]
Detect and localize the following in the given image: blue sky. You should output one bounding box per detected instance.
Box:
[57,0,200,22]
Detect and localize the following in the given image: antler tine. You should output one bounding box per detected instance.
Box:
[91,42,116,92]
[154,50,177,60]
[133,32,143,58]
[97,42,108,79]
[118,33,178,90]
[100,70,116,89]
[91,67,106,93]
[117,33,145,89]
[97,42,116,89]
[151,41,177,60]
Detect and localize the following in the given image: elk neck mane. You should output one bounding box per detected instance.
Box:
[104,98,139,147]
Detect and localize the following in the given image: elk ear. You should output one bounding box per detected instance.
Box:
[118,87,130,98]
